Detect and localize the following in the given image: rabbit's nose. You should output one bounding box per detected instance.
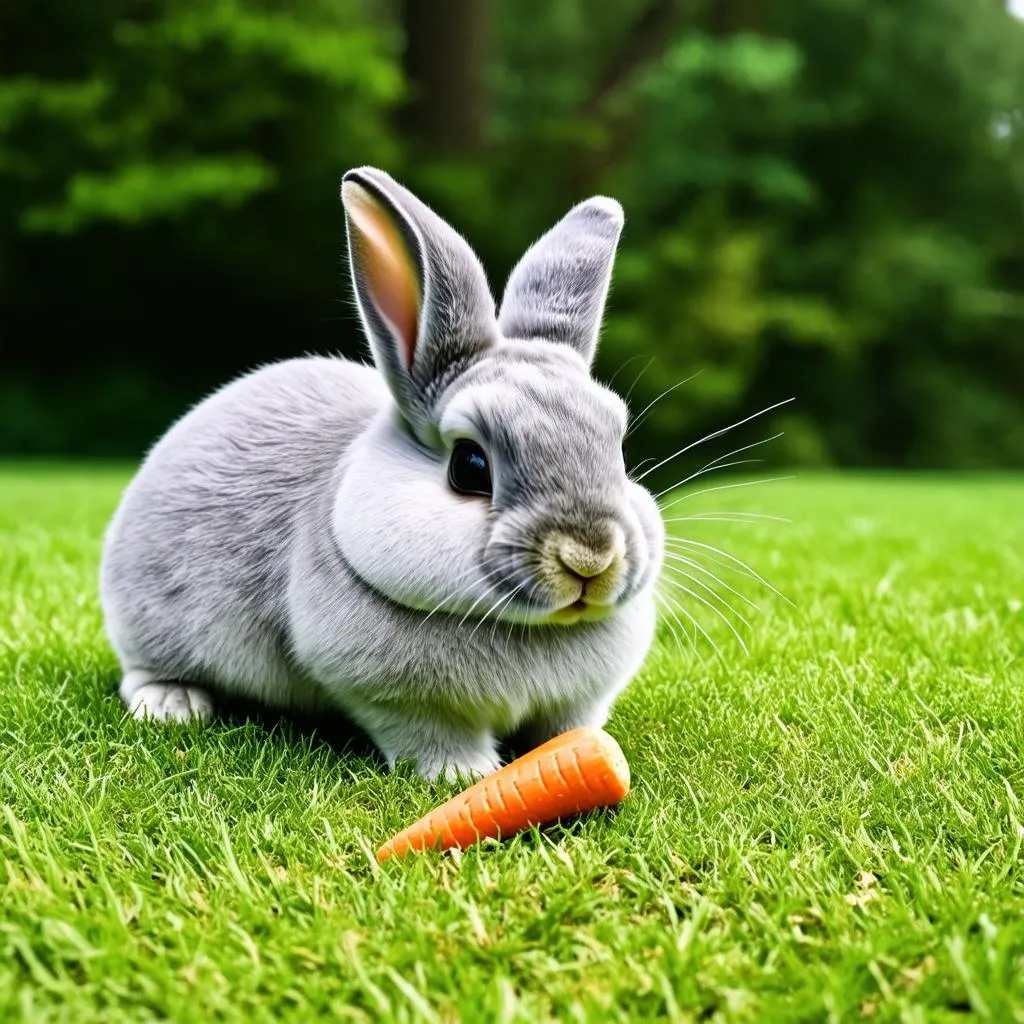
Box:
[556,526,626,582]
[557,543,613,580]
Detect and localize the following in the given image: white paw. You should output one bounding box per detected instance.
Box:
[418,750,502,785]
[128,683,213,723]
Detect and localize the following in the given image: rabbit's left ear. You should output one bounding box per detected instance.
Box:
[497,197,624,368]
[342,167,498,437]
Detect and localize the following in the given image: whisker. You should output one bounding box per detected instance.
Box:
[667,516,775,526]
[664,511,790,524]
[664,540,764,586]
[457,578,505,631]
[605,353,652,393]
[653,430,785,499]
[653,459,764,500]
[626,370,703,438]
[701,431,785,470]
[667,537,793,606]
[621,356,656,407]
[659,475,795,514]
[658,588,722,661]
[469,583,525,643]
[420,572,480,623]
[655,589,696,659]
[654,591,696,659]
[659,576,750,654]
[467,593,509,642]
[489,580,529,646]
[633,397,794,483]
[661,566,752,634]
[504,592,527,655]
[662,552,760,612]
[422,564,507,624]
[629,457,657,480]
[491,539,535,555]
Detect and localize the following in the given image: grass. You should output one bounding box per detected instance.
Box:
[1,464,1023,1022]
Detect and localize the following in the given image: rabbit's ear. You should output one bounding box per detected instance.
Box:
[497,197,624,368]
[342,167,498,432]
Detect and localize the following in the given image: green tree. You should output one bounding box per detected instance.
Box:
[2,0,1023,467]
[486,0,1024,471]
[0,0,403,452]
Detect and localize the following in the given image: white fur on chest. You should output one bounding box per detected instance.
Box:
[286,549,656,733]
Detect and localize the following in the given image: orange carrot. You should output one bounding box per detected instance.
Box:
[376,727,630,862]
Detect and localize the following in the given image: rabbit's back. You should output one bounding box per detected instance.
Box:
[101,357,389,705]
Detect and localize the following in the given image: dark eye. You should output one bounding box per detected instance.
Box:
[448,439,492,497]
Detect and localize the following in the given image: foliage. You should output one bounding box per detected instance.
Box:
[487,0,1024,469]
[2,468,1023,1018]
[1,0,400,233]
[2,0,1023,465]
[1,0,402,456]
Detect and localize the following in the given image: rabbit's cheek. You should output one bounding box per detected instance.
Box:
[332,446,495,614]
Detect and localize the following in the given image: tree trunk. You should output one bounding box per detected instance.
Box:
[400,0,489,155]
[571,0,688,193]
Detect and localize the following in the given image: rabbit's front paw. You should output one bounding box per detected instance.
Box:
[125,681,214,723]
[418,749,502,786]
[363,711,501,785]
[517,697,613,750]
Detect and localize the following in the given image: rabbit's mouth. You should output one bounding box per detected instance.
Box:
[484,516,648,625]
[547,597,616,626]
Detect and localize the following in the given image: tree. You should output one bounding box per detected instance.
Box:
[1,0,1023,466]
[0,0,402,452]
[400,0,489,155]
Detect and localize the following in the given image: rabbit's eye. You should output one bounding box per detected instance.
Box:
[448,439,492,498]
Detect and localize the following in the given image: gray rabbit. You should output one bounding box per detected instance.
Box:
[100,167,665,781]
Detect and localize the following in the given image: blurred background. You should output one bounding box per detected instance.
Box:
[2,0,1023,471]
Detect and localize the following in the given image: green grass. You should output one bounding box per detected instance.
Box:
[2,465,1023,1022]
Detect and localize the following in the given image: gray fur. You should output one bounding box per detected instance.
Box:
[342,167,499,443]
[101,169,664,781]
[498,196,624,366]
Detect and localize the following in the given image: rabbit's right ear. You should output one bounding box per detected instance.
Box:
[342,168,498,437]
[498,197,624,368]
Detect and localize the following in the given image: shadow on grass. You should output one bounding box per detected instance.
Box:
[89,669,606,814]
[211,696,553,771]
[81,665,384,771]
[214,690,384,767]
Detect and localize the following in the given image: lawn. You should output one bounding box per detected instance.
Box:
[1,465,1022,1022]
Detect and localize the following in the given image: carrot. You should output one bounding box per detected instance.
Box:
[376,727,630,862]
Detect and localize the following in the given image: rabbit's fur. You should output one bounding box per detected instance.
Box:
[101,168,664,781]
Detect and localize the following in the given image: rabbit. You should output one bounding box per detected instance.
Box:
[100,166,665,782]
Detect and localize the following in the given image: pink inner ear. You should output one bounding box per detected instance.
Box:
[343,182,421,370]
